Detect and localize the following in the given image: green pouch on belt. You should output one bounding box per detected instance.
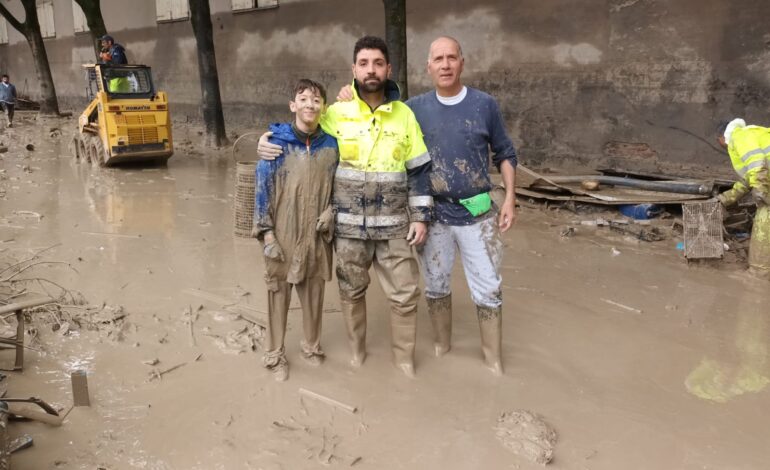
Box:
[459,192,491,217]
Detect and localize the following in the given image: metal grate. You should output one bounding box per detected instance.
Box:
[234,162,257,238]
[125,115,156,125]
[127,127,159,145]
[683,201,724,259]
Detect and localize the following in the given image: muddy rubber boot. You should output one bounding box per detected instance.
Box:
[341,299,367,368]
[391,311,417,378]
[426,294,452,357]
[477,305,503,377]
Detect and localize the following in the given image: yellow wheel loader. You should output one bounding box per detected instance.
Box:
[72,64,173,166]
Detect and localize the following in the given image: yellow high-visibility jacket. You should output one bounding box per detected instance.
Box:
[721,126,770,206]
[321,81,433,240]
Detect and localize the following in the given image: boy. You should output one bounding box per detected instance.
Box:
[253,79,339,381]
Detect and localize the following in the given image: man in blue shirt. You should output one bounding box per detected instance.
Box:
[408,36,517,376]
[0,74,17,128]
[99,35,128,65]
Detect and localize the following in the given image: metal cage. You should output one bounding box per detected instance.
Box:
[682,201,724,259]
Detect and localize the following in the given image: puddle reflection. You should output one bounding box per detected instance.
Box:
[685,303,770,402]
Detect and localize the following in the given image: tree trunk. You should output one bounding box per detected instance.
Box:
[383,0,408,99]
[0,1,60,114]
[189,0,228,148]
[74,0,108,58]
[25,32,59,114]
[0,402,8,470]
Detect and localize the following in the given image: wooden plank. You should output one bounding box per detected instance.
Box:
[71,370,91,407]
[299,388,357,414]
[0,297,54,316]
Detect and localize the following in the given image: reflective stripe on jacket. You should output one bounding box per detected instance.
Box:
[728,126,770,188]
[321,80,432,240]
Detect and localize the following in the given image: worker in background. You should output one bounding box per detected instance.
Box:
[98,35,128,65]
[0,74,17,128]
[252,79,338,381]
[259,36,433,378]
[716,118,770,279]
[99,35,130,93]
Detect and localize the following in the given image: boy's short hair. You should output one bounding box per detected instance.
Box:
[293,78,327,103]
[1,74,8,79]
[353,36,389,64]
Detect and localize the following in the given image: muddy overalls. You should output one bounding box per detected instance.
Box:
[254,123,339,379]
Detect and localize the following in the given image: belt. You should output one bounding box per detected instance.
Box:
[434,195,463,204]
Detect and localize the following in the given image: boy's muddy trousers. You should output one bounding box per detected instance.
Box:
[264,277,325,366]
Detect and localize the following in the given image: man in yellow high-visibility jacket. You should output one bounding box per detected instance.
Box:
[259,36,433,377]
[717,118,770,278]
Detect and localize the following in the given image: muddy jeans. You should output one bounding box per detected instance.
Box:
[264,277,325,366]
[335,237,420,315]
[418,217,503,308]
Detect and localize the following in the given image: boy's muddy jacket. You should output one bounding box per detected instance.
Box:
[254,123,339,287]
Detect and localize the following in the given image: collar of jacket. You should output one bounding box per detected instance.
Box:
[268,122,326,147]
[352,79,401,113]
[290,122,323,143]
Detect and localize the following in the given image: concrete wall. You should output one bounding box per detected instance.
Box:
[1,0,769,168]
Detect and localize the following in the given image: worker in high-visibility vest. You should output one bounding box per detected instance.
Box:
[717,118,770,279]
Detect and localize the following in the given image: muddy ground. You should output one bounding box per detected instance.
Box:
[0,113,769,469]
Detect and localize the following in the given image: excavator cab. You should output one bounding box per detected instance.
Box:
[74,64,173,166]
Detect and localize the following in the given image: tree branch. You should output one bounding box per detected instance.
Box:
[0,4,25,33]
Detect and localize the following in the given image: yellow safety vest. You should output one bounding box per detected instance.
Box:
[108,77,130,93]
[321,81,432,240]
[728,126,770,188]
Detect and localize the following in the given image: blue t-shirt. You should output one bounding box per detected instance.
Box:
[406,87,517,225]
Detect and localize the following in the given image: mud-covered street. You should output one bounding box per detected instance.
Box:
[0,115,768,469]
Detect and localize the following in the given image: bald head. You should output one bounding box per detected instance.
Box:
[427,36,465,97]
[428,36,463,62]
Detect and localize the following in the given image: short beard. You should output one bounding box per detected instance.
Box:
[356,77,385,93]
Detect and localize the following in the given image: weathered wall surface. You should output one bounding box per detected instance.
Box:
[1,0,769,168]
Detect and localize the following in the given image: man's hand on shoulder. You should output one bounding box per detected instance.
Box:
[257,131,283,160]
[336,85,354,102]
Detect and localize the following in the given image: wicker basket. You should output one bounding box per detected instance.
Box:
[233,161,256,238]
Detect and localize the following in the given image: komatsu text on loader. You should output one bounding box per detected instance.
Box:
[72,64,173,166]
